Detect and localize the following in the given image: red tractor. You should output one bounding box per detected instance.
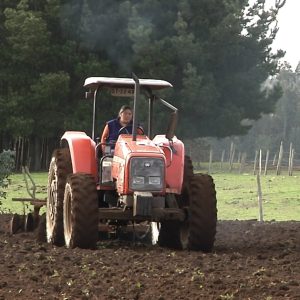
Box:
[46,75,217,251]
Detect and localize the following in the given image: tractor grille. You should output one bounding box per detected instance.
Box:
[129,157,164,191]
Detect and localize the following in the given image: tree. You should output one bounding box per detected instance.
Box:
[127,0,285,138]
[0,0,287,169]
[211,64,300,155]
[0,150,15,204]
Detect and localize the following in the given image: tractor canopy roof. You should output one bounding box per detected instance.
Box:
[84,77,173,92]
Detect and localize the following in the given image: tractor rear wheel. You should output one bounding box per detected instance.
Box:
[183,155,194,184]
[177,155,193,208]
[46,148,72,246]
[158,155,194,248]
[158,174,217,252]
[63,173,98,249]
[187,174,217,252]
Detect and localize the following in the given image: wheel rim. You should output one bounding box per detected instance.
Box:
[48,169,58,229]
[46,149,72,246]
[64,183,72,246]
[24,213,34,232]
[46,161,59,242]
[10,214,21,234]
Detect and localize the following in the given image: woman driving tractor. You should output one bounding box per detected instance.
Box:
[100,105,143,151]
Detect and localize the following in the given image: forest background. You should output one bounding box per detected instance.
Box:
[1,0,298,171]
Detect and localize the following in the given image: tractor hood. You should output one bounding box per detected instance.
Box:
[112,135,166,194]
[115,135,164,156]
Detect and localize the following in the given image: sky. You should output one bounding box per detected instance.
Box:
[270,0,300,70]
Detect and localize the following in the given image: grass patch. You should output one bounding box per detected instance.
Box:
[0,172,47,214]
[211,171,300,221]
[1,171,299,221]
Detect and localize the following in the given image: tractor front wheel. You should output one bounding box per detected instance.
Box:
[46,148,72,246]
[63,173,98,249]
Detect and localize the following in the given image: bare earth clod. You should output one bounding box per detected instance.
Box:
[0,214,299,299]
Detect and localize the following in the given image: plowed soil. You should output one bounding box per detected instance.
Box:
[0,214,299,300]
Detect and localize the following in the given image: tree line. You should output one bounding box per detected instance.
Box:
[0,0,285,170]
[206,65,300,157]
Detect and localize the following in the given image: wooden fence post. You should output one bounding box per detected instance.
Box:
[239,152,247,174]
[220,149,225,171]
[208,149,213,174]
[276,142,283,175]
[228,142,234,163]
[272,153,277,166]
[290,149,294,176]
[229,144,235,172]
[257,174,264,222]
[264,150,269,176]
[253,150,258,175]
[288,143,293,176]
[259,149,262,175]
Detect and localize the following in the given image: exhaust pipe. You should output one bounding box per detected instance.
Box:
[132,73,140,142]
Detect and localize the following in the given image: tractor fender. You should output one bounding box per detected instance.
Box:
[152,135,184,194]
[61,131,97,179]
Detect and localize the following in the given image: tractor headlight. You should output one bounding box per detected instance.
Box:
[129,158,164,191]
[132,176,145,185]
[149,176,161,185]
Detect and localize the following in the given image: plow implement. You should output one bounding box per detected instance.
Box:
[10,166,46,234]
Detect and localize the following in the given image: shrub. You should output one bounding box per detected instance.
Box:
[0,150,15,202]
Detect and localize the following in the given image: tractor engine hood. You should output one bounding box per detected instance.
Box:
[112,135,166,195]
[117,135,164,154]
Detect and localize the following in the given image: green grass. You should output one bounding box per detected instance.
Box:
[0,172,47,214]
[1,171,300,221]
[211,171,300,221]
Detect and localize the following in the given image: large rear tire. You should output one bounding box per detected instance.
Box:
[46,148,72,246]
[188,174,217,252]
[63,173,98,249]
[183,155,194,186]
[177,155,194,208]
[158,155,193,248]
[158,173,217,252]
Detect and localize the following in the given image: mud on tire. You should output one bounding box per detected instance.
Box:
[188,174,217,252]
[64,173,98,249]
[176,155,194,208]
[46,148,72,246]
[158,173,217,252]
[158,156,194,248]
[182,155,194,193]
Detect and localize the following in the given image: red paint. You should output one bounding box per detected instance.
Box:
[152,135,184,194]
[112,135,166,194]
[60,131,184,195]
[61,131,97,179]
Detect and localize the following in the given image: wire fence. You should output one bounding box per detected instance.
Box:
[187,142,300,175]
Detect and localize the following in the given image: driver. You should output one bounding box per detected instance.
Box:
[100,105,143,150]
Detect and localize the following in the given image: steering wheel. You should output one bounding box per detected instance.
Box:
[118,126,144,135]
[118,126,131,135]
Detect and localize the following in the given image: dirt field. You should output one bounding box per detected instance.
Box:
[0,214,299,300]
